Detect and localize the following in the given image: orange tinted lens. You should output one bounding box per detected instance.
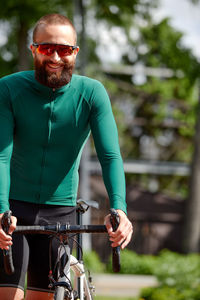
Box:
[37,44,55,56]
[57,45,74,56]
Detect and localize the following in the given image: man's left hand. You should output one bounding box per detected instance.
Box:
[105,210,133,249]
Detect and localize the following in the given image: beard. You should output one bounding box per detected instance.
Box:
[34,57,75,88]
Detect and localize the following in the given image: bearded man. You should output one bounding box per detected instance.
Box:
[0,14,133,300]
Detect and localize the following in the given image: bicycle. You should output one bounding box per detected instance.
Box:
[1,202,120,300]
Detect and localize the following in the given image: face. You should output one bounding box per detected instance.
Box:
[30,24,79,88]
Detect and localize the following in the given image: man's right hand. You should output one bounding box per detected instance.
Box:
[0,213,17,250]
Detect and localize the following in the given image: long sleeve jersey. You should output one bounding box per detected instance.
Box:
[0,71,127,214]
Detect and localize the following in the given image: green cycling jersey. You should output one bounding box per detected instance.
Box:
[0,71,127,214]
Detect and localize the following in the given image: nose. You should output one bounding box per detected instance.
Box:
[49,50,61,62]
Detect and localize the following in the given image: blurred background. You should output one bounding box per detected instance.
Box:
[1,0,200,259]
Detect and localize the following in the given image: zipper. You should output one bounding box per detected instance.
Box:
[36,89,55,202]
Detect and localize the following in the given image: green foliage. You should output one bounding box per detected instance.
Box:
[91,0,141,26]
[80,250,200,299]
[104,249,200,300]
[95,297,137,300]
[137,18,199,83]
[94,297,137,300]
[106,249,158,275]
[119,12,200,200]
[139,250,200,300]
[106,249,200,282]
[154,249,200,290]
[140,285,200,300]
[0,0,72,24]
[83,249,200,299]
[83,251,105,273]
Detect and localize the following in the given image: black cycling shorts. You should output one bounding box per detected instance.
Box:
[0,199,76,293]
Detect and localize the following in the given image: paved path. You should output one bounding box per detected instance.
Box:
[92,274,158,297]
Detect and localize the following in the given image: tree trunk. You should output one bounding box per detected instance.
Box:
[183,83,200,253]
[17,20,30,71]
[74,0,91,251]
[73,0,87,75]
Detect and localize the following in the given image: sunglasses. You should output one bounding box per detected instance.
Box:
[32,43,79,57]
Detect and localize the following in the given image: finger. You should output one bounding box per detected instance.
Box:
[0,239,13,250]
[0,229,12,241]
[111,229,132,248]
[104,214,113,235]
[109,230,128,247]
[110,232,127,247]
[110,221,133,248]
[108,218,124,239]
[8,216,17,235]
[110,217,131,238]
[120,222,133,249]
[1,239,13,246]
[120,231,133,250]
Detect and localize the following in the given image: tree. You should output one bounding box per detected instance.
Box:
[182,82,200,253]
[124,16,200,252]
[98,11,200,251]
[84,2,200,252]
[0,0,74,74]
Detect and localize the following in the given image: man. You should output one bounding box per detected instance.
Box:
[0,14,133,300]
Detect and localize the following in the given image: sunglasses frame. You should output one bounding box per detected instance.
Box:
[32,43,79,56]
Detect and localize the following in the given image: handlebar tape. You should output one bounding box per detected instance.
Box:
[1,210,15,275]
[110,208,120,273]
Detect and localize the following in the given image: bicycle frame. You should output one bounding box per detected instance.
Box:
[70,255,93,300]
[54,242,94,300]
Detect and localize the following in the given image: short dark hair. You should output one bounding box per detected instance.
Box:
[33,13,77,43]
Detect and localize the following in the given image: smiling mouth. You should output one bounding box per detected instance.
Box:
[46,63,63,71]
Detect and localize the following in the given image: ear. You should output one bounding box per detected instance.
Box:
[30,44,36,58]
[74,46,79,57]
